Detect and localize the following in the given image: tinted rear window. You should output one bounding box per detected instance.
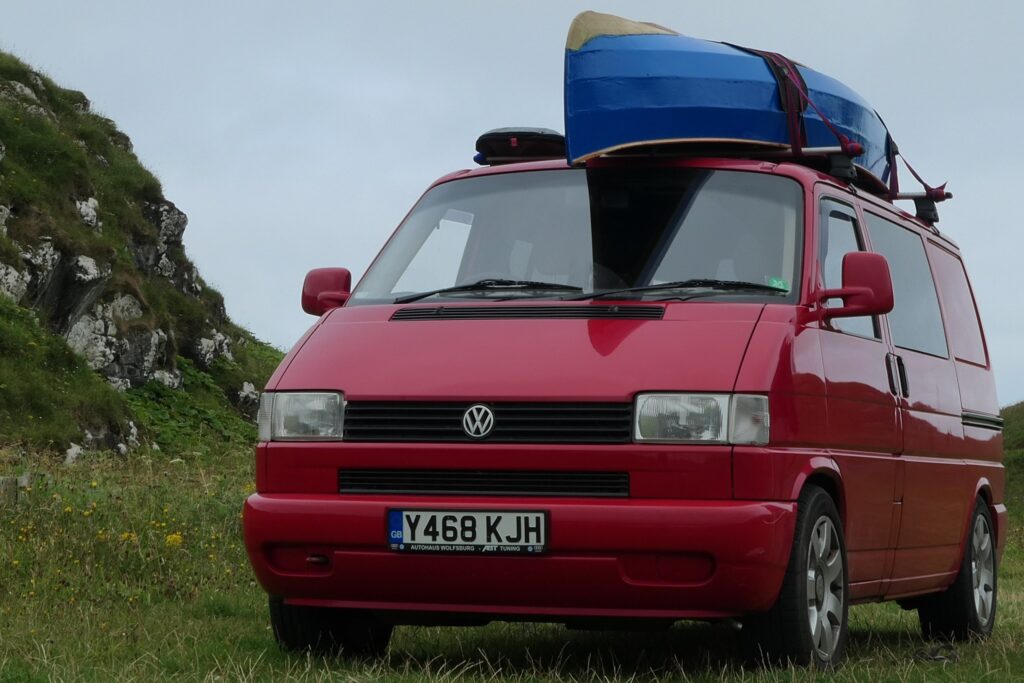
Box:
[929,244,987,365]
[864,213,948,358]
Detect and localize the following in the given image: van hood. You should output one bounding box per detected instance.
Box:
[272,303,764,401]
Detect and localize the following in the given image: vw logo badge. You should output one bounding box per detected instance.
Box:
[462,404,495,438]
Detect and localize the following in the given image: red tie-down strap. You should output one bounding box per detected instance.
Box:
[729,44,863,158]
[757,50,863,159]
[884,133,948,201]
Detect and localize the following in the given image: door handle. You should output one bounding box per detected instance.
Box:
[895,355,910,398]
[885,354,900,396]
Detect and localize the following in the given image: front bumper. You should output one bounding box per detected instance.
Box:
[243,494,797,620]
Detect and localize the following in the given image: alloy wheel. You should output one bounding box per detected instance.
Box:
[806,515,844,659]
[971,513,995,624]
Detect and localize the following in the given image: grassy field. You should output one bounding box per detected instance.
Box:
[0,448,1021,682]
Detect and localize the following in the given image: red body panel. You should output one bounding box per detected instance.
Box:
[244,157,1004,622]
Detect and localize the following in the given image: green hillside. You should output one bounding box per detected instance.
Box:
[1003,400,1023,452]
[0,51,281,454]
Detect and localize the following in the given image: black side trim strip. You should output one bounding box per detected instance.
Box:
[962,411,1004,431]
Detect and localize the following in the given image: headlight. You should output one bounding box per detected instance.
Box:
[257,392,345,441]
[634,393,769,445]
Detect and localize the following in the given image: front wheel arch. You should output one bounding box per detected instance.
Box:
[743,483,850,668]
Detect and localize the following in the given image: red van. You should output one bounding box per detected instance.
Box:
[243,151,1005,668]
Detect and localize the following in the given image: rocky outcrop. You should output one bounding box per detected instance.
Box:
[64,294,182,390]
[0,199,223,390]
[0,66,255,397]
[16,241,111,335]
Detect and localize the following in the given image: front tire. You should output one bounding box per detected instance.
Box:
[744,485,849,668]
[917,499,997,640]
[269,597,393,658]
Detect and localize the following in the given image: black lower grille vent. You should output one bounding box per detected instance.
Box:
[391,305,664,321]
[344,402,633,444]
[339,469,629,497]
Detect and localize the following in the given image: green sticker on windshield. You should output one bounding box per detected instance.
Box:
[768,277,789,292]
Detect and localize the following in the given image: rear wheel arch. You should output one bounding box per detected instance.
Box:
[917,498,997,640]
[964,481,996,564]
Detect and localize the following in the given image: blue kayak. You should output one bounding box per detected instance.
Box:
[564,12,893,186]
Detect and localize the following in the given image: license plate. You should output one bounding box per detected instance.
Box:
[388,510,546,554]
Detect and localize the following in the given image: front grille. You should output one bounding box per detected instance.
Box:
[339,469,629,497]
[344,402,633,444]
[391,305,664,321]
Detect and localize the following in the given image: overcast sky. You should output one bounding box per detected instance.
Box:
[1,1,1022,405]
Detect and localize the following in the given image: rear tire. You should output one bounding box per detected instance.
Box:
[269,597,393,658]
[917,499,997,640]
[743,485,849,669]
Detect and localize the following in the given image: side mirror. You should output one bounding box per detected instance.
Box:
[819,252,894,319]
[302,267,352,316]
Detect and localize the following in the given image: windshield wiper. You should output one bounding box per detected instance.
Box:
[564,278,788,302]
[394,279,583,304]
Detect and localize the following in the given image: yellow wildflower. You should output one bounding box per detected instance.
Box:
[165,532,184,548]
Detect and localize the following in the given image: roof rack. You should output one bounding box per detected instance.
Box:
[600,142,884,190]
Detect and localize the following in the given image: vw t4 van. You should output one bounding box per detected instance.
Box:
[243,141,1005,667]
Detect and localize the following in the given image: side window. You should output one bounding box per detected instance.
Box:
[819,200,877,338]
[929,244,987,365]
[864,213,948,358]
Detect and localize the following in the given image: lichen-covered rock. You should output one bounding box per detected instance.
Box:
[126,421,140,449]
[108,378,130,391]
[144,200,187,246]
[65,305,118,371]
[73,255,104,283]
[195,330,233,367]
[109,293,143,322]
[152,369,183,389]
[2,79,37,102]
[22,239,60,279]
[75,197,100,229]
[157,253,175,278]
[20,239,62,305]
[17,241,112,336]
[65,293,175,388]
[64,442,84,465]
[0,204,10,235]
[238,381,259,404]
[0,81,54,121]
[0,262,29,302]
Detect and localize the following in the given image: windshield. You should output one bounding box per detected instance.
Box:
[351,168,803,304]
